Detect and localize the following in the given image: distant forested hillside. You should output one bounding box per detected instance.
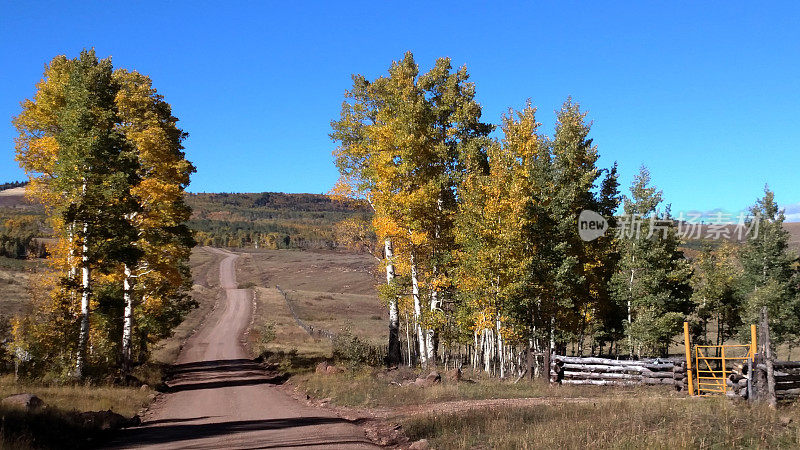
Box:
[0,181,27,191]
[1,185,796,254]
[186,192,373,249]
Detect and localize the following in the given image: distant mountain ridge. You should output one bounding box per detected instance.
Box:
[0,186,797,253]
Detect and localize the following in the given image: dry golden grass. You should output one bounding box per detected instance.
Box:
[0,374,152,448]
[0,375,150,417]
[0,258,38,317]
[403,397,800,449]
[248,286,332,358]
[296,369,681,409]
[236,249,385,357]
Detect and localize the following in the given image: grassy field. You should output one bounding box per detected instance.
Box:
[402,397,800,449]
[0,257,40,318]
[234,248,385,358]
[0,373,153,448]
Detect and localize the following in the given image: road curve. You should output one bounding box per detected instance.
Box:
[111,248,377,449]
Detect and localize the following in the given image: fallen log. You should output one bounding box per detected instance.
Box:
[563,371,641,381]
[773,374,800,382]
[643,377,675,385]
[774,361,800,369]
[775,381,800,390]
[561,379,639,386]
[560,363,645,373]
[553,356,673,370]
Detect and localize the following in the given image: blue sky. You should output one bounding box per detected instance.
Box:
[1,1,798,219]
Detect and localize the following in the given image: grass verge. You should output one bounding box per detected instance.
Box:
[1,374,151,449]
[402,397,800,449]
[293,369,681,408]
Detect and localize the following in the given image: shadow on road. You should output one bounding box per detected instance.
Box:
[114,416,365,447]
[158,358,289,393]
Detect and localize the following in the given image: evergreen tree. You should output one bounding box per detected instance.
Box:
[738,186,800,346]
[611,166,692,357]
[544,99,620,357]
[690,243,742,345]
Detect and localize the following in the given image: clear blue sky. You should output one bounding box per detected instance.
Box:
[1,1,798,219]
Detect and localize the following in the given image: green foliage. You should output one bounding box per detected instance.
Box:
[0,316,11,373]
[738,186,800,345]
[611,166,693,357]
[332,329,386,367]
[12,49,196,380]
[691,243,742,345]
[252,322,277,356]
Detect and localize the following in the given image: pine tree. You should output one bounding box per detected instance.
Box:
[544,99,620,358]
[611,166,692,357]
[690,243,742,345]
[738,186,800,346]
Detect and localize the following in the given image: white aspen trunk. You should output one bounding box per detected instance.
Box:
[410,253,427,367]
[75,220,90,378]
[425,290,438,365]
[67,223,77,280]
[497,318,505,378]
[122,264,133,375]
[426,196,444,364]
[484,329,491,373]
[385,239,401,366]
[473,329,479,370]
[405,313,412,367]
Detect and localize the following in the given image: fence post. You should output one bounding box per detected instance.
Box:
[761,307,777,408]
[721,345,727,393]
[747,324,756,401]
[683,321,694,396]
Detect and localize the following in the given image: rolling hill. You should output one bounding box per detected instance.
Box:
[0,185,797,253]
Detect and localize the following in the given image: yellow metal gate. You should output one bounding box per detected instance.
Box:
[694,344,753,396]
[684,323,756,396]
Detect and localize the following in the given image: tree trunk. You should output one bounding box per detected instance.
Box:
[121,264,134,376]
[497,318,505,378]
[762,307,777,408]
[405,313,412,367]
[426,290,438,366]
[384,239,402,366]
[410,253,427,367]
[628,252,635,358]
[75,221,90,379]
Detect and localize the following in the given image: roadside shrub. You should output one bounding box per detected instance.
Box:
[332,329,385,367]
[0,315,11,373]
[253,322,276,356]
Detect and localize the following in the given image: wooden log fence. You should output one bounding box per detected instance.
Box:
[549,355,688,390]
[276,285,337,340]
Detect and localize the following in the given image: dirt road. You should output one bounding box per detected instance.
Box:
[112,249,376,449]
